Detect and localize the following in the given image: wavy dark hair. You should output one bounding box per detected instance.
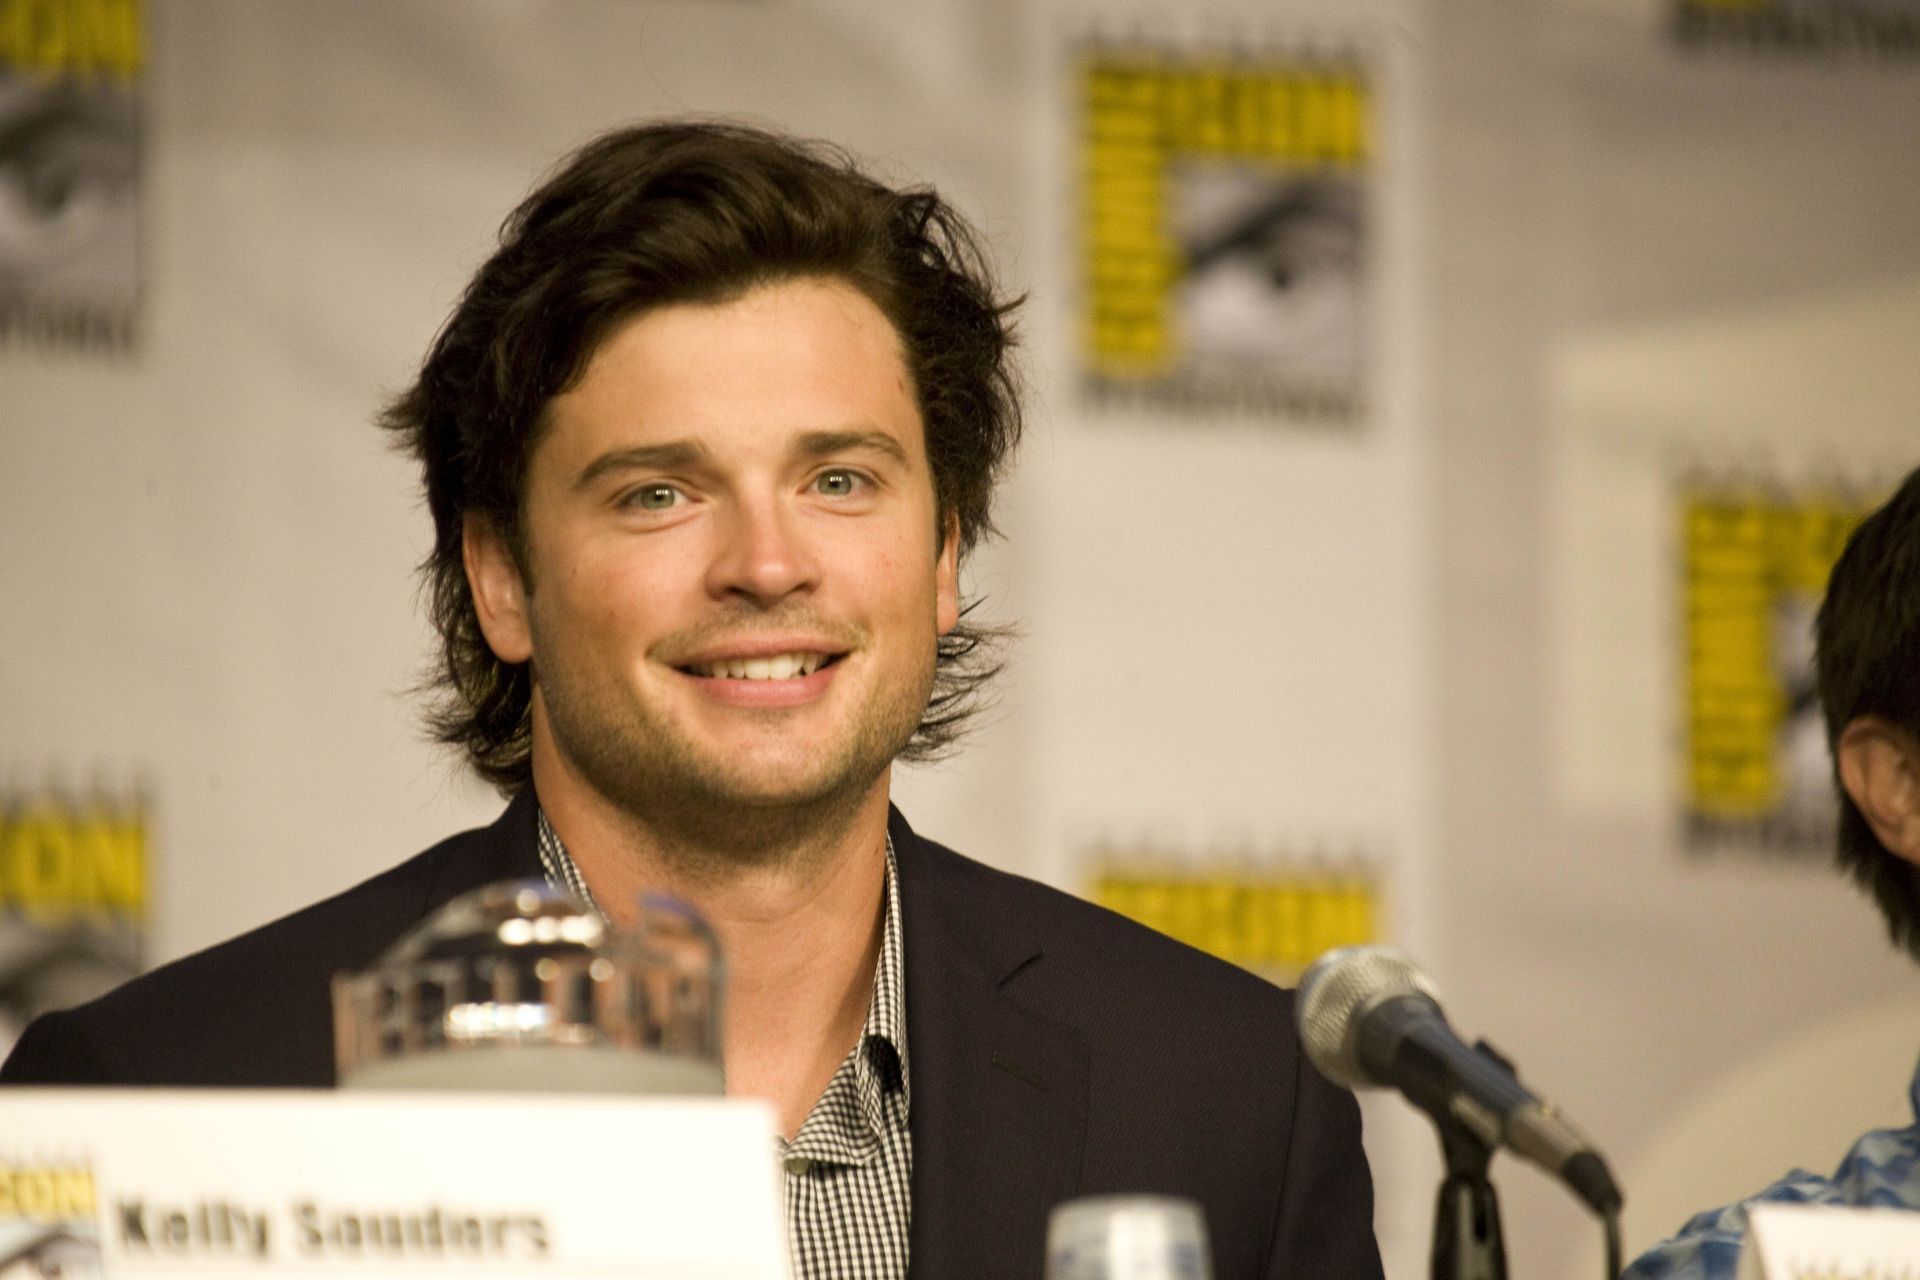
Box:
[1816,468,1920,961]
[381,121,1023,793]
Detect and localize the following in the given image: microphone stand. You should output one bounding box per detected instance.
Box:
[1431,1120,1508,1280]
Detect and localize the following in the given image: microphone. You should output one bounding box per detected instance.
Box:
[1297,945,1621,1215]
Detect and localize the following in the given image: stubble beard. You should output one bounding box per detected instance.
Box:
[534,644,935,880]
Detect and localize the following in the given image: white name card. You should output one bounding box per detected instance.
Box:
[0,1089,790,1280]
[1739,1203,1920,1280]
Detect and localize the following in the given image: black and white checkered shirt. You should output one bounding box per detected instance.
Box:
[536,810,912,1280]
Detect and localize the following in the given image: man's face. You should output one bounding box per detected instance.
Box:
[467,277,959,830]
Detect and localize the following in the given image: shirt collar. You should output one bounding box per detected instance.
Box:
[861,836,910,1116]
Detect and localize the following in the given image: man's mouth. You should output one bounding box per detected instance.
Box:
[680,652,841,681]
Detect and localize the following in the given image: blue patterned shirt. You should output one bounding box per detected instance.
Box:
[1623,1058,1920,1279]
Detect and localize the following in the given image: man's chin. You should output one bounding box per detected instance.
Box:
[541,685,914,837]
[684,757,881,814]
[623,758,891,865]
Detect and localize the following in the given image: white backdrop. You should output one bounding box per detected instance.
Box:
[5,2,1920,1278]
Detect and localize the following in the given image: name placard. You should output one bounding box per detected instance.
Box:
[1739,1203,1920,1280]
[0,1089,789,1279]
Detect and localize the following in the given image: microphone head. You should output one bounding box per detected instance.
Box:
[1296,945,1440,1090]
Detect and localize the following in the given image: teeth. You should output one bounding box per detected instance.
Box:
[692,653,825,680]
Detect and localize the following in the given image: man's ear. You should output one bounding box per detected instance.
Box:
[462,512,534,664]
[935,510,961,638]
[1836,715,1920,865]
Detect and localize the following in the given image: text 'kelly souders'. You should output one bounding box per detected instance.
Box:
[115,1199,550,1261]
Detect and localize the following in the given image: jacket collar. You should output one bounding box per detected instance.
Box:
[423,788,545,912]
[891,806,1090,1278]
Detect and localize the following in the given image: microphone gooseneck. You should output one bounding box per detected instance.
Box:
[1297,945,1622,1217]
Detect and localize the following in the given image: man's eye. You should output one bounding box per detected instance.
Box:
[815,470,862,497]
[628,484,682,511]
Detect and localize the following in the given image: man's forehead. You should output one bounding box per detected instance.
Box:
[575,277,913,387]
[532,279,927,474]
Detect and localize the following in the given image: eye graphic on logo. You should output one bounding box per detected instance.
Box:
[0,935,140,1054]
[0,80,139,279]
[1172,167,1363,377]
[0,1228,102,1280]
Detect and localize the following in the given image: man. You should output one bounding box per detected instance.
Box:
[1625,466,1920,1279]
[1,122,1382,1279]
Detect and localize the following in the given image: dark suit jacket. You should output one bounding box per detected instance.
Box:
[1,793,1382,1279]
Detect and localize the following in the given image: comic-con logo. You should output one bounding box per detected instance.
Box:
[0,1161,101,1280]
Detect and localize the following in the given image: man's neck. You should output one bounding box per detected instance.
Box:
[530,749,893,1139]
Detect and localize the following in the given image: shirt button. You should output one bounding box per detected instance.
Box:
[784,1155,813,1175]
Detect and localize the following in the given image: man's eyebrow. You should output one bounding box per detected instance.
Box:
[574,441,709,490]
[797,429,910,466]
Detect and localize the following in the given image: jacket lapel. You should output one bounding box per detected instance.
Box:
[895,810,1090,1279]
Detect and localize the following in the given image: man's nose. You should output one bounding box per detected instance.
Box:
[705,496,822,605]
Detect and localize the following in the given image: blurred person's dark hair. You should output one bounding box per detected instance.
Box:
[1816,467,1920,960]
[381,121,1023,793]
